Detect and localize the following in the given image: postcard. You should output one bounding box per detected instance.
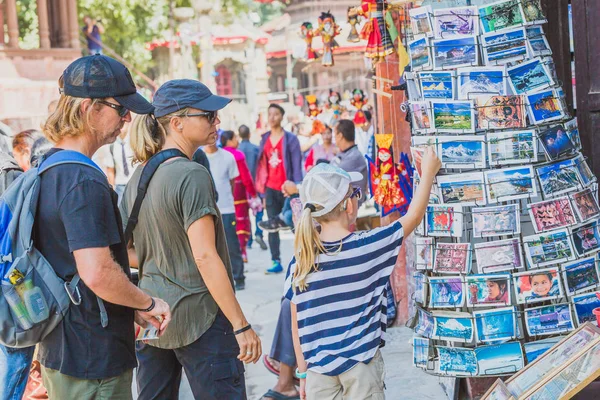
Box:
[571,188,600,223]
[432,6,479,38]
[474,239,524,273]
[526,26,552,56]
[474,307,516,343]
[476,95,526,130]
[476,342,524,376]
[409,37,432,71]
[523,229,574,267]
[522,0,547,25]
[425,204,463,237]
[433,243,472,274]
[418,71,455,100]
[513,268,563,304]
[413,337,430,369]
[487,130,537,165]
[456,66,507,99]
[538,124,576,161]
[524,303,574,336]
[437,135,486,169]
[572,292,600,325]
[573,154,596,186]
[484,165,537,203]
[414,272,428,304]
[536,158,582,198]
[405,71,421,100]
[564,118,581,150]
[409,6,434,38]
[437,346,478,376]
[482,27,529,65]
[432,36,479,70]
[416,237,434,270]
[472,204,520,238]
[432,310,474,342]
[523,337,563,363]
[561,257,599,296]
[479,0,525,33]
[483,379,517,399]
[466,274,511,307]
[528,197,577,233]
[527,89,565,124]
[507,57,553,95]
[570,220,600,256]
[410,102,432,132]
[429,276,465,308]
[431,100,475,132]
[437,172,486,206]
[415,308,434,338]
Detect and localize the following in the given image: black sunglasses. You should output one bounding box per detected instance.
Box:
[186,111,218,124]
[97,100,129,118]
[350,187,362,200]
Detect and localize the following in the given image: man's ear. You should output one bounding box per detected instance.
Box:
[80,98,92,114]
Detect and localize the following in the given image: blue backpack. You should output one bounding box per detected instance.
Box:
[0,150,108,348]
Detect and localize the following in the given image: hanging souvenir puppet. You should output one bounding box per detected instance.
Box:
[305,94,326,135]
[314,11,341,67]
[327,90,342,120]
[347,7,362,42]
[367,133,409,216]
[350,88,368,127]
[299,22,318,62]
[350,0,395,64]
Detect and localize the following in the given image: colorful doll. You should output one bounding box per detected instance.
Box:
[299,22,318,62]
[328,90,342,120]
[347,7,362,43]
[367,134,407,216]
[350,88,368,126]
[314,11,341,67]
[305,94,321,118]
[351,0,395,63]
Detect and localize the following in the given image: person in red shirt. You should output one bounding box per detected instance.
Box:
[255,104,303,273]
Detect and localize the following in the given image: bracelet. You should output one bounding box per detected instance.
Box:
[233,324,252,335]
[138,297,155,313]
[295,368,307,379]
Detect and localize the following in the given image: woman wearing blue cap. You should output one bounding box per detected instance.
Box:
[122,79,261,399]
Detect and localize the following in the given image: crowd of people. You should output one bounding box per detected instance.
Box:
[0,54,441,400]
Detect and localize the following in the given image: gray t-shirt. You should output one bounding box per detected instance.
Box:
[331,144,369,205]
[120,158,234,349]
[205,148,239,215]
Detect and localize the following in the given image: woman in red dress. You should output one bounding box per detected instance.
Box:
[222,131,258,263]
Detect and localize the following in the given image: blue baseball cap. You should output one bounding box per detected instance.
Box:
[61,54,154,114]
[153,79,232,118]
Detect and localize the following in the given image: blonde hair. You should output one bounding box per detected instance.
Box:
[129,108,190,164]
[42,95,104,143]
[292,187,352,292]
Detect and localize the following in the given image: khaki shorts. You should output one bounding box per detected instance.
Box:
[42,366,133,400]
[306,349,386,400]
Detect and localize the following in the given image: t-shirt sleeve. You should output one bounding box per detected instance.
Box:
[229,155,240,180]
[178,166,219,231]
[283,259,296,301]
[59,179,122,252]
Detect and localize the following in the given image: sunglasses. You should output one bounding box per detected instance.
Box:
[186,111,218,124]
[97,100,129,118]
[350,187,362,200]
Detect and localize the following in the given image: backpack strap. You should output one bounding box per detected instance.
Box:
[38,150,109,326]
[124,148,188,245]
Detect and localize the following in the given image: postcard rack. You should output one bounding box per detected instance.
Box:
[406,0,600,381]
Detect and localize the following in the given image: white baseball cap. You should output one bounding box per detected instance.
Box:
[300,163,363,217]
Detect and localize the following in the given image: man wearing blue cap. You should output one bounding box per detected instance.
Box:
[33,55,171,399]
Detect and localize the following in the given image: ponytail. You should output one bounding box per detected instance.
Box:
[293,205,326,292]
[129,107,190,164]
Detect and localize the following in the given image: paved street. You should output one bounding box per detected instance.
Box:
[134,230,447,399]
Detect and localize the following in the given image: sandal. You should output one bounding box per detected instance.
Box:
[260,389,300,400]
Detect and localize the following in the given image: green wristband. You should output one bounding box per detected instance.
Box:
[295,368,307,379]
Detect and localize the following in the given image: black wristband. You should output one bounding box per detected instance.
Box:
[233,324,251,335]
[138,297,155,312]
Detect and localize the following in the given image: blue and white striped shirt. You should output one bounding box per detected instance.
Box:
[284,220,404,376]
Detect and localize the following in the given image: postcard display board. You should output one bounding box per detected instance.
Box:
[407,0,600,381]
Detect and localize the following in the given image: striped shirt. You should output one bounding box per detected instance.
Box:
[284,220,404,376]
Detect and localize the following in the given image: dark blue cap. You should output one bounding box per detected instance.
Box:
[61,54,154,114]
[153,79,231,118]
